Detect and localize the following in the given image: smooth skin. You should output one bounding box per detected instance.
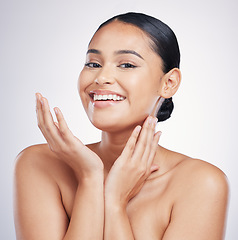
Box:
[14,21,229,240]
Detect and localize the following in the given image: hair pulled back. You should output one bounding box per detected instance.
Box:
[96,12,180,122]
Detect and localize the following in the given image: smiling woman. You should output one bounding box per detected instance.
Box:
[14,12,229,240]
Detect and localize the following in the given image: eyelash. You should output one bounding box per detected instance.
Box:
[85,62,137,69]
[85,62,101,68]
[119,63,137,68]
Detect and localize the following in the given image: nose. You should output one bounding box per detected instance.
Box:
[95,66,115,85]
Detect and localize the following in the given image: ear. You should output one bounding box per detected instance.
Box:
[160,68,181,98]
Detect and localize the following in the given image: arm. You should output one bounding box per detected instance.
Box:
[14,149,104,240]
[162,162,229,240]
[14,93,104,240]
[64,174,104,240]
[104,116,160,239]
[14,149,69,240]
[104,203,134,239]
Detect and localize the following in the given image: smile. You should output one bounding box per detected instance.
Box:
[89,90,126,102]
[93,94,125,101]
[89,90,126,108]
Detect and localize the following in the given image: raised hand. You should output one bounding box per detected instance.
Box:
[105,116,161,208]
[35,93,104,178]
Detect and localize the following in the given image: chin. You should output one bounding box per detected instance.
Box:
[89,117,123,132]
[89,114,146,134]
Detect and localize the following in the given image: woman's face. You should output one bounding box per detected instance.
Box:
[78,21,165,132]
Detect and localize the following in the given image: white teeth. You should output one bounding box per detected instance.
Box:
[93,94,125,101]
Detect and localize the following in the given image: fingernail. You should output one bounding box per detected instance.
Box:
[153,117,158,125]
[54,108,58,115]
[135,125,141,133]
[150,164,159,172]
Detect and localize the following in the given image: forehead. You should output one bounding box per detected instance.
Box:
[89,21,155,56]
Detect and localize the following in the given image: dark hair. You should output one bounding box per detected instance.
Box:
[96,12,180,122]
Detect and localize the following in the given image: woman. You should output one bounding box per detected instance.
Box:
[14,12,229,239]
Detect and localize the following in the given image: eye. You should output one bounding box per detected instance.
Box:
[85,62,102,68]
[119,63,137,69]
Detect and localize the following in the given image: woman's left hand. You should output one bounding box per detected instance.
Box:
[105,116,161,208]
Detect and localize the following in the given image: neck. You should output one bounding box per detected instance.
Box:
[97,127,135,173]
[97,126,166,177]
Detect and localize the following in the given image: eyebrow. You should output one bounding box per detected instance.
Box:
[86,49,144,60]
[115,50,144,60]
[87,49,101,55]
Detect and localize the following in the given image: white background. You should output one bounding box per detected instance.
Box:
[1,0,237,239]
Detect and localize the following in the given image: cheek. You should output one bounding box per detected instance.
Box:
[77,70,90,109]
[132,80,160,115]
[77,71,85,94]
[125,73,159,103]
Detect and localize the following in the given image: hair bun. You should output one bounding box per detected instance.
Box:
[156,97,174,122]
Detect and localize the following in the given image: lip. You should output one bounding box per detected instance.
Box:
[88,89,126,108]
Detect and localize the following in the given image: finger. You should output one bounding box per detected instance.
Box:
[132,116,155,161]
[36,93,54,144]
[53,107,75,142]
[150,164,159,172]
[41,97,56,128]
[36,93,44,126]
[54,121,59,129]
[141,117,158,164]
[38,96,65,146]
[120,125,141,159]
[147,131,161,169]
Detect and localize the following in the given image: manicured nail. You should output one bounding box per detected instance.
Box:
[54,108,58,115]
[148,116,153,125]
[152,117,157,125]
[135,125,142,133]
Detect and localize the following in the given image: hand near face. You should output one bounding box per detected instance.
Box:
[35,93,104,178]
[105,116,161,207]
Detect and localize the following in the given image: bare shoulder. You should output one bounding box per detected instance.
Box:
[14,143,64,197]
[14,144,76,188]
[173,157,229,196]
[158,146,229,194]
[16,143,57,164]
[171,156,229,226]
[15,144,50,178]
[14,144,72,239]
[161,154,229,239]
[15,143,73,179]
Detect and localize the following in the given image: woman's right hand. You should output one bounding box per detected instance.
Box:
[35,92,104,179]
